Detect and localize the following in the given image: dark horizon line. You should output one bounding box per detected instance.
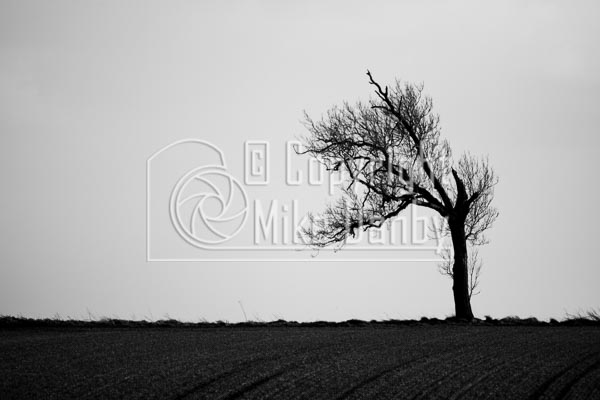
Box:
[1,314,599,329]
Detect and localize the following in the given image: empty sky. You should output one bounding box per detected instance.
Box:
[1,0,599,321]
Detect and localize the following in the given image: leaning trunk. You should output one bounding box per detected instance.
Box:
[449,217,474,320]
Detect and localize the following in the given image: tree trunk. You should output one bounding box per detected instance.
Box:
[449,217,474,320]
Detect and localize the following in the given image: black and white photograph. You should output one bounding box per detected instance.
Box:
[1,1,600,398]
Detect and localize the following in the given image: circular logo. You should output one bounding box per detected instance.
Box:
[170,165,248,247]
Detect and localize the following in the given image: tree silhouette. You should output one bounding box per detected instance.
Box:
[439,245,482,300]
[299,71,498,320]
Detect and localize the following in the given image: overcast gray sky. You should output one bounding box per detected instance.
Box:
[1,0,599,322]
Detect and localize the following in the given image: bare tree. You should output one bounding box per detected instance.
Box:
[299,71,499,320]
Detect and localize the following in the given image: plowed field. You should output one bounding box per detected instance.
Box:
[1,325,599,399]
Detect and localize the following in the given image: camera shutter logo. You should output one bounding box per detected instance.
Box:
[169,160,248,247]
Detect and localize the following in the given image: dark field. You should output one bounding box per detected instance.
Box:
[1,324,600,399]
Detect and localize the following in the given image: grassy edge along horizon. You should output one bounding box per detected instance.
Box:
[2,312,600,328]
